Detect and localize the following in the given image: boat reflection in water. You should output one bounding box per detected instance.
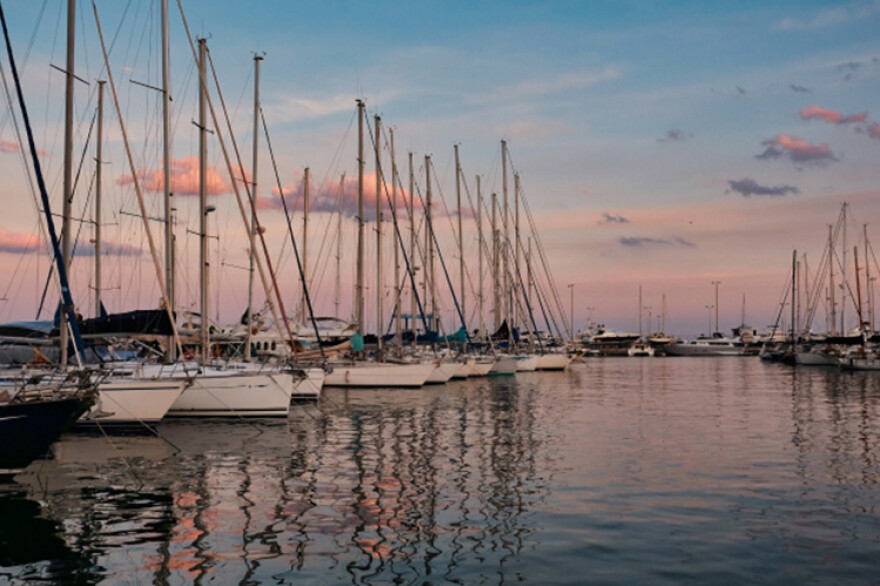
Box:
[4,361,879,584]
[4,376,556,584]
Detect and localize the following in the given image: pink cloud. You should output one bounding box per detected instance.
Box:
[0,140,19,154]
[0,228,40,254]
[259,172,434,220]
[799,104,867,124]
[756,133,837,165]
[117,155,231,196]
[868,123,880,140]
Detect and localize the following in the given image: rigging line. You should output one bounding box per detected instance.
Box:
[519,181,569,339]
[261,106,326,363]
[37,104,98,321]
[411,142,470,345]
[305,114,358,304]
[362,110,432,340]
[0,53,44,241]
[92,1,188,364]
[0,0,47,136]
[195,37,299,363]
[1,1,88,363]
[271,107,357,288]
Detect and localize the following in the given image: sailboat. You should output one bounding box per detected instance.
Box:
[322,105,434,388]
[88,23,297,416]
[0,3,97,472]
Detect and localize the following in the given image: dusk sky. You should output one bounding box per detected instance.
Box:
[1,1,879,338]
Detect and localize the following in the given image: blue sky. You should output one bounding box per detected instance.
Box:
[1,1,879,337]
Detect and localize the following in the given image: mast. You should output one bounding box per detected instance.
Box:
[661,293,666,333]
[356,100,365,336]
[391,129,401,344]
[409,152,416,340]
[198,38,210,363]
[501,140,510,339]
[791,250,797,344]
[1,3,86,363]
[60,0,75,367]
[455,144,464,327]
[865,224,872,333]
[246,52,262,361]
[854,246,864,332]
[477,176,484,337]
[828,224,836,334]
[492,192,500,332]
[841,202,848,333]
[335,173,344,320]
[302,166,309,322]
[638,285,643,338]
[375,115,383,352]
[94,80,105,317]
[425,155,434,334]
[514,171,520,329]
[527,237,533,328]
[162,0,176,361]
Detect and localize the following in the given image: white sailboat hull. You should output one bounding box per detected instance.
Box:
[80,378,186,426]
[468,359,495,377]
[450,359,475,379]
[323,362,433,388]
[167,371,293,417]
[514,355,538,371]
[292,367,325,399]
[534,353,571,370]
[426,361,459,384]
[488,356,518,376]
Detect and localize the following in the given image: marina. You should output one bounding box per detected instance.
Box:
[2,357,879,584]
[1,1,879,584]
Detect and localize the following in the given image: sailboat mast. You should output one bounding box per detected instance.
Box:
[501,140,510,337]
[94,80,104,317]
[477,176,484,337]
[514,171,520,329]
[791,250,797,343]
[841,202,848,333]
[455,144,465,326]
[409,152,416,339]
[391,129,401,344]
[356,100,365,335]
[162,0,176,362]
[492,192,499,332]
[198,38,210,363]
[375,115,383,351]
[527,237,533,326]
[302,166,309,322]
[60,0,75,367]
[662,293,667,333]
[854,246,864,330]
[246,53,261,361]
[828,224,836,334]
[865,224,872,332]
[638,285,643,337]
[425,155,434,333]
[335,173,344,320]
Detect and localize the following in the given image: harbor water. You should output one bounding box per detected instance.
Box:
[2,357,879,584]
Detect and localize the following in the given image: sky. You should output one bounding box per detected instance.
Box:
[0,0,879,338]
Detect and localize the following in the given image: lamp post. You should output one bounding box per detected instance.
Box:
[705,304,714,336]
[711,280,721,334]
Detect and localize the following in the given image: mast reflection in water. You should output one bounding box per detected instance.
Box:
[3,361,880,585]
